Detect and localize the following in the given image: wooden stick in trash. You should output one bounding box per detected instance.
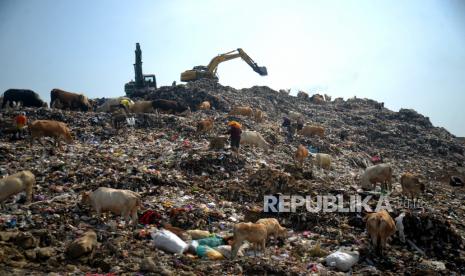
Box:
[26,194,73,206]
[406,239,426,256]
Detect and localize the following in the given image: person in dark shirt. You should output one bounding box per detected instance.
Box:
[296,117,304,131]
[282,117,294,142]
[227,121,242,153]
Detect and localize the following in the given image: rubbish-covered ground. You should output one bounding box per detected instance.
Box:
[0,80,464,275]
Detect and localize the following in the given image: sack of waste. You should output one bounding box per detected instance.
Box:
[151,229,188,254]
[196,245,224,260]
[215,245,244,259]
[325,249,359,272]
[187,229,211,240]
[195,235,225,247]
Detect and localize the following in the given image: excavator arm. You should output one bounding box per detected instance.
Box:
[181,48,267,82]
[206,48,268,77]
[236,48,268,76]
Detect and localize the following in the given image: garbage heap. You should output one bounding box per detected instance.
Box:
[0,80,464,275]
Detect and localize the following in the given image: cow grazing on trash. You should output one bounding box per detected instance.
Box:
[81,187,141,226]
[111,113,128,129]
[400,173,425,199]
[256,218,287,240]
[2,89,47,108]
[198,101,211,110]
[130,101,155,114]
[209,136,228,150]
[299,125,325,138]
[50,89,91,111]
[96,97,134,112]
[151,99,188,114]
[253,109,264,123]
[310,94,325,104]
[297,91,309,99]
[0,171,35,205]
[288,111,303,121]
[365,210,396,255]
[313,153,331,170]
[66,230,98,259]
[29,120,73,150]
[231,222,268,259]
[295,145,309,168]
[240,131,271,151]
[228,106,254,117]
[197,118,214,133]
[361,164,393,191]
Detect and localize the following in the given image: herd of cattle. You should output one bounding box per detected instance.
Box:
[1,88,189,114]
[0,87,428,259]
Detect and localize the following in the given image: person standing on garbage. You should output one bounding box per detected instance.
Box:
[227,121,242,153]
[282,117,294,142]
[296,117,304,132]
[14,112,27,139]
[119,98,130,114]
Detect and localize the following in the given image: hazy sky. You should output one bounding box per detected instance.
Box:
[1,0,464,136]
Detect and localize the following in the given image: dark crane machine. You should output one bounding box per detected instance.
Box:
[125,43,157,98]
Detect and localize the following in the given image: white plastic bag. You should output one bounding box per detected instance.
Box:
[151,229,188,254]
[215,245,243,259]
[126,117,135,126]
[395,212,406,243]
[325,249,359,272]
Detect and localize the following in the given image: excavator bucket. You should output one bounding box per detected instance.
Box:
[254,66,268,76]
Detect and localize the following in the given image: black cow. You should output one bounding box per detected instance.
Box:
[151,99,188,114]
[2,89,47,108]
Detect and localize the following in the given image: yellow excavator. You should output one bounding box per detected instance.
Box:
[180,48,268,82]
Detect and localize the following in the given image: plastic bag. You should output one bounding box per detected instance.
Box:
[395,212,406,243]
[187,229,211,240]
[126,117,135,126]
[151,229,187,254]
[215,245,241,259]
[325,249,359,272]
[196,235,225,247]
[196,245,224,260]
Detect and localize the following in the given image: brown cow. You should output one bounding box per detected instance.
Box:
[254,109,264,123]
[228,106,253,117]
[111,113,127,129]
[197,118,214,133]
[299,125,325,138]
[129,101,154,114]
[256,218,287,240]
[29,120,73,149]
[294,144,309,168]
[297,91,309,99]
[209,136,228,150]
[365,210,396,255]
[400,173,425,199]
[198,101,211,110]
[231,222,267,259]
[310,94,325,104]
[0,170,35,205]
[50,89,91,111]
[152,99,188,114]
[66,230,98,259]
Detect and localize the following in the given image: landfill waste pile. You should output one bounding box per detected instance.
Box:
[0,79,464,275]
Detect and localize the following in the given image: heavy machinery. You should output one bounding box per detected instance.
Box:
[180,48,267,82]
[125,43,157,98]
